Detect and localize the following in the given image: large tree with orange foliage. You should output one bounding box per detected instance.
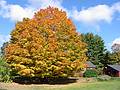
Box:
[4,7,87,78]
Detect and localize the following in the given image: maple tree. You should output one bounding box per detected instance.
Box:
[4,7,87,78]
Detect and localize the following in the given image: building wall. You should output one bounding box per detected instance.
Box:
[106,66,119,77]
[118,71,120,77]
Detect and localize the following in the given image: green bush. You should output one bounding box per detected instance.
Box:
[0,56,12,82]
[96,68,104,75]
[97,75,111,81]
[83,69,98,77]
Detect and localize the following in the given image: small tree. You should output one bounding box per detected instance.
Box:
[0,55,12,82]
[4,7,87,78]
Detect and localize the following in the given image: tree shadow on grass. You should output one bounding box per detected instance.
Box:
[12,76,78,85]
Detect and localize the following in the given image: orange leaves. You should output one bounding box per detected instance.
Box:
[5,44,20,56]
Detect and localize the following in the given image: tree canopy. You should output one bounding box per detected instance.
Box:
[81,33,106,67]
[4,7,87,78]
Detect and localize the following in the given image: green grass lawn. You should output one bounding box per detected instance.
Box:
[0,79,120,90]
[64,80,120,90]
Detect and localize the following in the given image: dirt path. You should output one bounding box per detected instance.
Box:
[0,82,75,90]
[0,78,93,90]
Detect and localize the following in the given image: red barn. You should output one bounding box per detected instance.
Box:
[106,65,120,77]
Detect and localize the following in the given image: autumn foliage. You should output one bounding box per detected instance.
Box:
[4,7,87,78]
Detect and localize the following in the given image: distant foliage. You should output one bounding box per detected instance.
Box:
[110,52,120,64]
[97,75,111,81]
[4,7,87,78]
[103,51,120,65]
[0,56,12,82]
[112,44,120,53]
[105,43,120,65]
[83,69,97,77]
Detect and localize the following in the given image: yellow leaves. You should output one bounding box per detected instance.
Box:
[20,58,33,65]
[35,61,48,73]
[6,55,33,66]
[18,69,34,77]
[15,48,30,57]
[11,64,26,71]
[48,65,61,74]
[36,61,47,67]
[60,73,67,77]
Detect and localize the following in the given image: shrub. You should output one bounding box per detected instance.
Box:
[97,75,111,81]
[0,56,12,82]
[83,69,97,77]
[96,68,104,75]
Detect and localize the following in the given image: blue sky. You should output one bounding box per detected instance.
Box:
[0,0,120,51]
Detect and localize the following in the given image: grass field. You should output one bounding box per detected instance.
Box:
[0,79,120,90]
[64,80,120,90]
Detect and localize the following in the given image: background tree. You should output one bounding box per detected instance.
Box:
[4,7,87,78]
[109,52,120,64]
[1,42,9,56]
[100,44,120,69]
[102,51,113,66]
[81,33,106,68]
[112,43,120,53]
[109,43,120,64]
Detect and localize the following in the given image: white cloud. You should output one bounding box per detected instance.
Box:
[112,37,120,46]
[0,0,35,21]
[0,0,120,25]
[28,0,70,16]
[0,0,68,21]
[71,5,113,24]
[71,2,120,25]
[28,0,63,9]
[5,5,34,21]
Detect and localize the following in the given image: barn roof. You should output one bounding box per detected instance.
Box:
[86,61,96,68]
[108,65,120,71]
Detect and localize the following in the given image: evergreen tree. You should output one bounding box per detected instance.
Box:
[81,33,106,67]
